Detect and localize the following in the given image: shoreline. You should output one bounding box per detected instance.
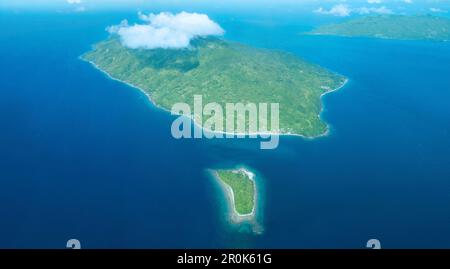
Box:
[306,32,450,43]
[316,77,349,139]
[81,55,348,140]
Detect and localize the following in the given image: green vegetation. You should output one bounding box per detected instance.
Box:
[310,15,450,41]
[82,37,346,137]
[216,169,255,215]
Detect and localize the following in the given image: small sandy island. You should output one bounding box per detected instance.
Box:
[210,167,263,234]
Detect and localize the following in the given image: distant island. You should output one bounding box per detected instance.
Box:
[82,37,346,137]
[310,15,450,41]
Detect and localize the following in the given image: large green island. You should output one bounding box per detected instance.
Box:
[82,37,346,137]
[310,15,450,41]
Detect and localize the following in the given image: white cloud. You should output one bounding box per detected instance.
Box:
[315,4,393,17]
[430,7,447,13]
[75,6,86,12]
[108,12,224,50]
[357,6,393,15]
[314,4,351,17]
[367,0,382,4]
[67,0,85,12]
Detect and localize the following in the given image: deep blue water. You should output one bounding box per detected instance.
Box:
[1,9,450,248]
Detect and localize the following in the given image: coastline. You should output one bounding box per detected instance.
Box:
[306,32,450,42]
[316,77,349,139]
[80,55,348,140]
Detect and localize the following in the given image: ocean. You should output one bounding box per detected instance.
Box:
[1,8,450,248]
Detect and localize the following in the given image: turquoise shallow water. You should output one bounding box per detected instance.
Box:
[0,9,450,248]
